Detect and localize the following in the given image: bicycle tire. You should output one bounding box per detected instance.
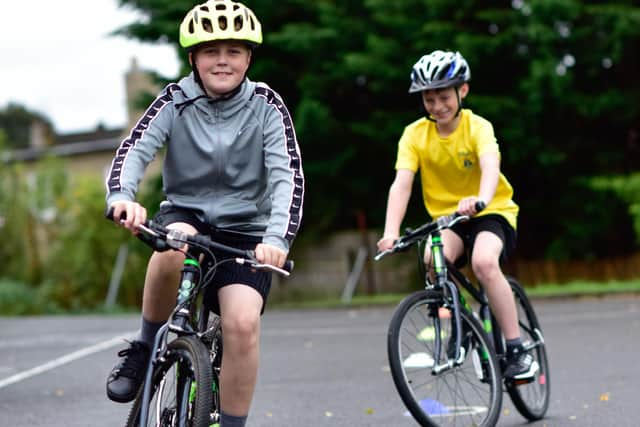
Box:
[505,277,551,420]
[387,290,503,427]
[201,314,223,426]
[125,335,213,427]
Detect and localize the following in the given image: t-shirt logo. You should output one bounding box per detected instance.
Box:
[458,151,473,169]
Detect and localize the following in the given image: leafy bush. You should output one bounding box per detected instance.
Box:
[591,173,640,244]
[0,279,61,315]
[0,155,162,312]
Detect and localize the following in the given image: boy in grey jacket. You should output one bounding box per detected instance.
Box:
[105,2,304,425]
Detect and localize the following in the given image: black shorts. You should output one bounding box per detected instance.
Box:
[153,204,271,315]
[448,214,517,266]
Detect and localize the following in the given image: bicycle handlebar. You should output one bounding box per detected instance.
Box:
[374,201,486,261]
[105,208,294,276]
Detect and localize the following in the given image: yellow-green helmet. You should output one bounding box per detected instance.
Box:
[179,0,263,49]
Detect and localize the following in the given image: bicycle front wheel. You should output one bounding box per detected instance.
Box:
[387,290,502,427]
[126,335,213,427]
[505,277,551,420]
[201,314,223,426]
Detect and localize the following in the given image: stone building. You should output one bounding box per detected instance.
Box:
[4,58,163,180]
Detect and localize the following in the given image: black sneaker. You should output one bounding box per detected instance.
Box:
[503,347,539,380]
[106,340,150,403]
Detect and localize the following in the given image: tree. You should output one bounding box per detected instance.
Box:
[113,0,640,258]
[0,103,55,149]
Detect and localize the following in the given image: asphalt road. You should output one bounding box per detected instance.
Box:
[0,294,638,426]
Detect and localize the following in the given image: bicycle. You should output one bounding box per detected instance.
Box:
[106,210,293,427]
[375,204,550,427]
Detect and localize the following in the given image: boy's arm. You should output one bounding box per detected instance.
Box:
[457,152,500,215]
[478,152,500,204]
[378,169,415,250]
[260,92,304,253]
[105,85,176,208]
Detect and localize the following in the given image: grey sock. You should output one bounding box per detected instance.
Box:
[220,410,247,427]
[138,318,165,348]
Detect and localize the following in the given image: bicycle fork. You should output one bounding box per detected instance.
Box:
[138,259,202,426]
[429,232,467,372]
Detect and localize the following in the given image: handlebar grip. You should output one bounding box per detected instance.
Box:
[105,207,116,221]
[475,200,486,213]
[283,260,294,273]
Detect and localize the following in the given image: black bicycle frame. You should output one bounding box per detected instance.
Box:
[447,267,507,356]
[421,229,509,368]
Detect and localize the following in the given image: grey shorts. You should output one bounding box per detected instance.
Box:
[153,204,271,315]
[449,214,517,266]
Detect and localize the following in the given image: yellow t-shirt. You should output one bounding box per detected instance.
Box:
[395,109,519,229]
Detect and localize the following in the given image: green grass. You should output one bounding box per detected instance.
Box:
[271,279,640,309]
[2,278,640,315]
[525,279,640,298]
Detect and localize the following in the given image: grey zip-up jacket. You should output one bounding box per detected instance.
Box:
[105,74,304,252]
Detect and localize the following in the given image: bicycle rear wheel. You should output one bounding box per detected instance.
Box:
[126,335,213,427]
[505,277,550,420]
[387,290,502,427]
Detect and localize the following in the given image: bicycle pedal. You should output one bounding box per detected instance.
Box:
[511,376,535,386]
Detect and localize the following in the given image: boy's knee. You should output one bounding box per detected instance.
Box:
[223,312,260,343]
[471,256,500,279]
[148,250,185,275]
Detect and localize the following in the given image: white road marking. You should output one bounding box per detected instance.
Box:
[0,331,136,390]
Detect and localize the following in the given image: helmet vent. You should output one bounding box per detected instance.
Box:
[188,19,195,34]
[202,18,213,33]
[218,16,228,30]
[234,16,243,31]
[433,66,443,80]
[446,61,456,78]
[216,3,226,10]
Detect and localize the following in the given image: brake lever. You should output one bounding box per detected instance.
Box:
[234,258,291,277]
[374,249,391,261]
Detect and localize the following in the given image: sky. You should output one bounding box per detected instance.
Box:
[0,0,181,134]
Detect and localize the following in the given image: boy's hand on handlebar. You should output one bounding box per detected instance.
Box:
[457,197,484,217]
[109,201,147,233]
[377,236,397,252]
[255,243,287,268]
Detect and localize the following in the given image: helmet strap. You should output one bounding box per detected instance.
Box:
[190,60,207,95]
[454,86,463,117]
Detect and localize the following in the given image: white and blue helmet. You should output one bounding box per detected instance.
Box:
[409,50,471,93]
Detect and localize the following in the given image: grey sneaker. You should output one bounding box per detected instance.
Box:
[503,347,539,380]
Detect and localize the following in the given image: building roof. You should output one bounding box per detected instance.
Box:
[3,128,124,163]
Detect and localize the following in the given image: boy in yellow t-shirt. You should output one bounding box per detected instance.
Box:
[377,50,535,380]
